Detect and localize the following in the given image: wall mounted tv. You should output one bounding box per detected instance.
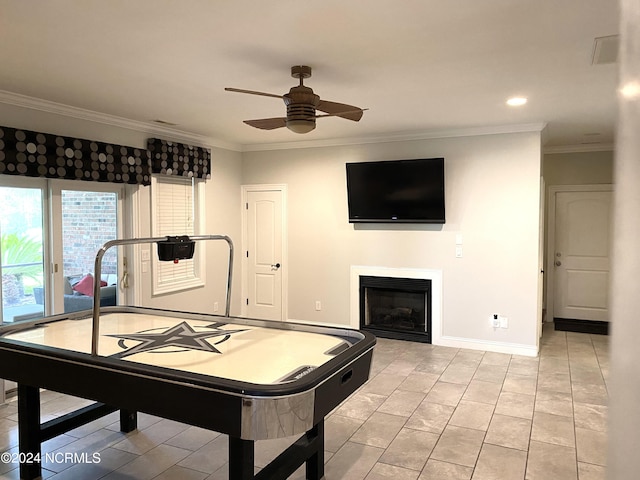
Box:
[346,157,445,224]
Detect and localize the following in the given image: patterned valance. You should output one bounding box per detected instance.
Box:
[0,125,151,185]
[147,138,211,180]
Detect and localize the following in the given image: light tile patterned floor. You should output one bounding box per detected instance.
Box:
[0,325,608,479]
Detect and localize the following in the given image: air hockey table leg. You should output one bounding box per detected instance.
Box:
[17,384,42,480]
[228,420,325,479]
[306,421,325,480]
[119,409,137,432]
[228,436,255,478]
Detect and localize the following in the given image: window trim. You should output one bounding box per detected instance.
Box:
[150,175,206,295]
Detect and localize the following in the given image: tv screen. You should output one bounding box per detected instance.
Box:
[346,157,445,224]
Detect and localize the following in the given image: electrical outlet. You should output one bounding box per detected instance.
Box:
[315,301,322,311]
[499,316,508,328]
[213,302,219,312]
[490,313,500,328]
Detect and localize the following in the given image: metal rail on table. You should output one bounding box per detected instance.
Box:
[91,235,234,355]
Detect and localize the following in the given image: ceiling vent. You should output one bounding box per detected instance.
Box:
[592,35,619,65]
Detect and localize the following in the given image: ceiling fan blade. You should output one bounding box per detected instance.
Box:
[243,117,287,130]
[225,88,283,100]
[315,108,368,120]
[316,100,364,121]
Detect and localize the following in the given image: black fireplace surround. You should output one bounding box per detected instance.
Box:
[359,276,432,343]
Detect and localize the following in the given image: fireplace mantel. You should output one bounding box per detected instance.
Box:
[350,266,443,344]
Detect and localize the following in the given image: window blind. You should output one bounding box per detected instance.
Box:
[152,176,203,293]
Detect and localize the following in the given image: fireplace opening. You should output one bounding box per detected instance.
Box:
[359,276,431,343]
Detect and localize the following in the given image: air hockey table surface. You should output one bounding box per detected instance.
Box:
[0,307,376,479]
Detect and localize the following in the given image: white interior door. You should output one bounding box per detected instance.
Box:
[244,187,285,321]
[553,189,612,322]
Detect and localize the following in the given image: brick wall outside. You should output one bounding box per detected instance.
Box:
[62,191,117,277]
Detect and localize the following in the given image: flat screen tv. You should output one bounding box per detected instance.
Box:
[346,157,445,224]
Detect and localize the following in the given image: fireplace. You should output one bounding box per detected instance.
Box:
[360,275,431,343]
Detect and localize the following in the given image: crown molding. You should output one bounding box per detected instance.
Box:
[543,143,615,154]
[240,122,548,152]
[0,90,241,152]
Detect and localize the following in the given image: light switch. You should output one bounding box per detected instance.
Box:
[455,245,463,258]
[141,249,150,261]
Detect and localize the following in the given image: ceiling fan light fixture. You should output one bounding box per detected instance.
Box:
[286,118,316,134]
[507,96,527,106]
[286,103,317,133]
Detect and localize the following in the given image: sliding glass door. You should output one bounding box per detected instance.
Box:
[1,178,125,320]
[50,181,124,314]
[0,178,47,323]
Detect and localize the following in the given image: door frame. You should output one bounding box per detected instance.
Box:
[545,183,613,323]
[537,176,546,341]
[240,184,288,320]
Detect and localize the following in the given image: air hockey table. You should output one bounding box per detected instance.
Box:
[0,307,376,479]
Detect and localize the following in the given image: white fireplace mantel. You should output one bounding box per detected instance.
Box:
[350,265,443,345]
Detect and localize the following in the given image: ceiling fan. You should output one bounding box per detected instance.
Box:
[225,65,365,134]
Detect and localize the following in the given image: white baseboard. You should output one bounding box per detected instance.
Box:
[286,317,357,330]
[435,335,539,357]
[287,317,538,357]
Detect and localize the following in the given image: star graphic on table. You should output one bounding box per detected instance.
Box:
[107,321,247,359]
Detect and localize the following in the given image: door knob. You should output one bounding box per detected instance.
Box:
[271,263,281,269]
[555,260,562,267]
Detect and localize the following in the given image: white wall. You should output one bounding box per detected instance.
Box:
[543,150,613,186]
[242,131,543,353]
[134,146,243,315]
[0,102,244,316]
[0,101,544,353]
[608,0,640,475]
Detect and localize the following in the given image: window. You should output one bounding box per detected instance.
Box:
[151,175,205,295]
[60,186,120,313]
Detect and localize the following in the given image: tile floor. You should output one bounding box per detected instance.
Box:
[0,324,608,479]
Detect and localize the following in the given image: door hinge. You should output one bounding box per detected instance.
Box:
[246,298,249,305]
[246,202,248,209]
[246,251,249,258]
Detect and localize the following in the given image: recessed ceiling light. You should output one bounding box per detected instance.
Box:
[506,97,527,106]
[620,81,640,100]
